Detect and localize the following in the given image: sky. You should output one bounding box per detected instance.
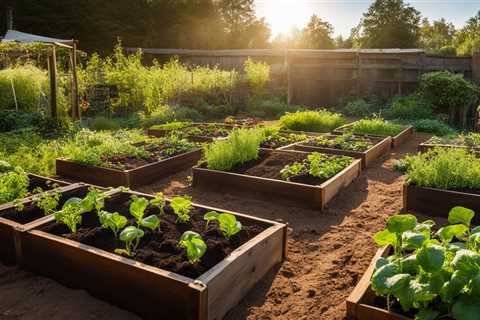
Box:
[255,0,480,37]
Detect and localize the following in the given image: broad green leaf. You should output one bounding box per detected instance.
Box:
[373,229,397,247]
[471,274,480,297]
[452,250,480,276]
[386,274,411,291]
[204,211,220,222]
[440,270,470,302]
[417,244,445,273]
[428,272,446,294]
[399,255,419,274]
[448,242,466,253]
[410,279,436,302]
[437,224,469,244]
[129,196,149,222]
[452,295,480,320]
[469,232,480,244]
[375,257,390,270]
[415,309,440,320]
[471,226,480,234]
[448,207,475,227]
[141,215,160,231]
[387,214,417,234]
[391,277,415,311]
[371,263,400,295]
[120,226,144,242]
[178,231,206,263]
[403,231,427,249]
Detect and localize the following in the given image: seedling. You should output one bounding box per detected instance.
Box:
[99,211,128,238]
[54,198,84,234]
[170,196,193,223]
[178,231,207,264]
[35,189,61,216]
[129,195,160,231]
[204,211,242,239]
[115,226,144,257]
[149,192,166,215]
[82,187,108,214]
[280,162,305,181]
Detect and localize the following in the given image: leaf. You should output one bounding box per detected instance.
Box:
[129,196,149,222]
[390,276,415,311]
[375,257,390,270]
[417,244,445,273]
[428,272,446,294]
[371,263,400,295]
[410,279,436,302]
[178,231,206,263]
[204,211,219,225]
[452,295,480,320]
[114,248,132,257]
[387,214,417,234]
[141,215,160,231]
[403,231,427,249]
[447,242,466,253]
[399,254,419,274]
[437,224,469,244]
[470,274,480,297]
[374,229,397,247]
[415,309,440,320]
[386,273,411,292]
[452,250,480,276]
[120,226,144,242]
[448,207,475,227]
[440,270,470,302]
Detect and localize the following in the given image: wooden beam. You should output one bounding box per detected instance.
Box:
[71,42,80,120]
[48,47,58,118]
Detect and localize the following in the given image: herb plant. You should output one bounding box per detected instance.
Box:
[348,118,406,137]
[150,192,166,215]
[115,226,144,257]
[178,231,207,264]
[99,211,128,238]
[280,110,346,133]
[280,153,353,182]
[54,198,84,234]
[35,189,61,216]
[0,169,30,205]
[129,195,160,231]
[204,211,242,239]
[308,133,374,152]
[371,207,480,320]
[170,196,193,223]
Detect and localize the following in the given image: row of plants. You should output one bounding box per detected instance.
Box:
[425,133,480,148]
[305,133,375,152]
[279,110,346,133]
[259,127,308,150]
[341,117,409,137]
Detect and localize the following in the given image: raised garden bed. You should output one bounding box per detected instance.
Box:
[291,134,392,169]
[193,150,361,210]
[260,131,309,151]
[148,122,235,142]
[0,183,88,265]
[56,144,202,188]
[334,122,413,148]
[403,184,480,224]
[18,189,287,320]
[418,135,480,154]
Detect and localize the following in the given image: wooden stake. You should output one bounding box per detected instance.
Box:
[71,42,80,120]
[10,78,18,111]
[48,46,58,118]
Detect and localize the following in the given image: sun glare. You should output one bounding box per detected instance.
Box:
[259,0,311,36]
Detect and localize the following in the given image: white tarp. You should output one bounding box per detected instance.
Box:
[2,29,73,45]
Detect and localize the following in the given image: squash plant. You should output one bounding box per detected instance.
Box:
[178,231,207,264]
[129,195,160,231]
[170,196,193,223]
[204,211,242,239]
[371,207,480,320]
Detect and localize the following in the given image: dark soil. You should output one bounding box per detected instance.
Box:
[40,192,265,279]
[0,186,89,225]
[260,133,307,150]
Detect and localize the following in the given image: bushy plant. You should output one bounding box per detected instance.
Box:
[388,95,434,120]
[280,110,346,133]
[405,148,480,190]
[343,99,384,117]
[89,117,120,131]
[247,99,291,119]
[412,119,456,136]
[0,168,30,205]
[203,128,263,171]
[349,118,406,136]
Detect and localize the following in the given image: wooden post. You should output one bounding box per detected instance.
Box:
[48,46,58,118]
[71,41,80,120]
[356,51,362,98]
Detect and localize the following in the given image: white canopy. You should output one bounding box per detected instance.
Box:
[2,29,74,45]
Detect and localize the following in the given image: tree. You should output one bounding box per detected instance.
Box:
[297,15,334,49]
[420,18,456,54]
[455,11,480,56]
[354,0,421,48]
[334,35,353,49]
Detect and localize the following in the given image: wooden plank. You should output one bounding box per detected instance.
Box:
[321,159,361,205]
[48,46,57,118]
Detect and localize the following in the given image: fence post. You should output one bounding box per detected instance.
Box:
[472,52,480,85]
[48,46,58,119]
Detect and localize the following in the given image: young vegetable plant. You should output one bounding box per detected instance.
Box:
[35,189,61,216]
[82,187,109,214]
[54,198,84,234]
[149,192,166,215]
[280,162,305,181]
[178,231,207,264]
[115,226,144,257]
[204,211,242,239]
[170,195,193,223]
[99,211,128,238]
[129,195,160,231]
[371,206,480,320]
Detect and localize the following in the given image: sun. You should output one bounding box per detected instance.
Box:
[258,0,311,36]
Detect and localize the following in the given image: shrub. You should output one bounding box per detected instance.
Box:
[411,119,456,136]
[388,95,433,120]
[173,106,203,122]
[89,117,120,131]
[247,99,291,119]
[141,105,176,128]
[349,118,406,136]
[405,148,480,190]
[203,128,263,171]
[280,110,345,133]
[342,99,384,117]
[0,110,44,132]
[244,58,270,91]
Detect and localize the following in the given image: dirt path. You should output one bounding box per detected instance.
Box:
[0,133,430,320]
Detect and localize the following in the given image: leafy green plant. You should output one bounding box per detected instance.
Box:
[343,99,384,117]
[280,162,306,181]
[388,95,434,120]
[170,196,193,223]
[99,211,128,238]
[82,187,109,214]
[203,128,263,171]
[150,121,191,132]
[54,198,85,234]
[371,207,480,319]
[35,189,61,216]
[149,192,166,215]
[0,169,30,205]
[309,133,374,152]
[115,226,144,257]
[280,110,346,133]
[260,127,307,149]
[411,119,456,136]
[129,195,160,231]
[178,231,207,264]
[349,118,407,136]
[204,211,242,239]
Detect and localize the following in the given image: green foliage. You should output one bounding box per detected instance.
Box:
[404,148,480,190]
[0,169,30,205]
[260,127,307,149]
[342,99,384,117]
[150,121,191,132]
[309,133,374,152]
[411,119,456,136]
[388,95,434,120]
[203,128,263,171]
[89,117,121,131]
[280,152,353,181]
[129,195,160,231]
[149,192,166,215]
[115,226,144,257]
[349,118,407,136]
[426,132,480,148]
[0,110,44,132]
[247,99,292,119]
[280,110,346,133]
[54,198,85,234]
[170,196,193,223]
[34,189,61,216]
[371,207,480,319]
[244,58,270,97]
[178,231,207,264]
[99,211,128,238]
[204,211,242,239]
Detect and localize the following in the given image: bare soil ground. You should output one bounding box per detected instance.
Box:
[0,133,430,320]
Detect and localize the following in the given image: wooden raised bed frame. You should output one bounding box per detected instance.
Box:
[192,150,362,210]
[0,183,86,265]
[17,189,287,320]
[346,246,410,320]
[147,122,235,142]
[290,135,392,169]
[334,123,413,148]
[403,184,480,224]
[56,148,202,188]
[418,142,480,154]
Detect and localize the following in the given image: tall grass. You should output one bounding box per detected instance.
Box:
[280,110,345,133]
[350,118,406,136]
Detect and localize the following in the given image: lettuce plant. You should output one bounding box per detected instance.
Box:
[178,231,207,264]
[54,198,84,233]
[204,211,242,239]
[129,195,160,231]
[115,226,144,257]
[371,207,480,320]
[170,196,193,223]
[149,192,166,215]
[99,211,128,238]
